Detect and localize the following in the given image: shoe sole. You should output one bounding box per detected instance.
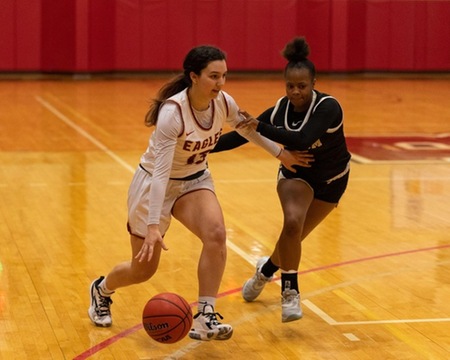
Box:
[188,328,233,341]
[88,308,112,327]
[282,313,303,323]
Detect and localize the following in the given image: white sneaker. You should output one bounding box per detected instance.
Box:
[88,276,113,327]
[281,289,303,323]
[242,256,272,302]
[188,305,233,341]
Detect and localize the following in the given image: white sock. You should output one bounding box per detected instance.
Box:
[198,296,216,313]
[98,278,115,297]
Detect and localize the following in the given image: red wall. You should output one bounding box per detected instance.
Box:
[0,0,449,72]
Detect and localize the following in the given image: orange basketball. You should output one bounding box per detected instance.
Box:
[142,292,193,344]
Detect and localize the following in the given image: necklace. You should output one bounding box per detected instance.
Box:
[189,99,215,130]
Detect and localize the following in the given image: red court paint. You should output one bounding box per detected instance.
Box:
[347,134,450,163]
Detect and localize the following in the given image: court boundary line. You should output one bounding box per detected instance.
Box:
[302,299,450,326]
[35,95,136,173]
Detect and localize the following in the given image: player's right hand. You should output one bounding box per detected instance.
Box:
[136,224,169,262]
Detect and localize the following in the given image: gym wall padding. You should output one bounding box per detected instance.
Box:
[0,0,449,73]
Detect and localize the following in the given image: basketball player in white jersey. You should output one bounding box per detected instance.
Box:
[88,45,311,341]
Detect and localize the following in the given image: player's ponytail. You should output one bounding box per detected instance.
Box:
[145,74,187,126]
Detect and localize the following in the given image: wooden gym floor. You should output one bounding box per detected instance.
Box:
[0,72,449,359]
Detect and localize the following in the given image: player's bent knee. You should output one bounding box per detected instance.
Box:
[282,217,303,238]
[130,269,155,284]
[202,224,226,246]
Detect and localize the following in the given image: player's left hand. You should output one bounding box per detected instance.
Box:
[279,149,314,172]
[237,110,258,131]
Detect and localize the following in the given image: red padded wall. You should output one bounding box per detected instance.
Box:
[390,1,416,70]
[88,0,115,71]
[330,0,367,71]
[244,1,275,70]
[0,0,16,70]
[16,0,41,70]
[295,0,333,71]
[41,0,77,72]
[141,0,169,70]
[1,0,449,73]
[0,0,41,71]
[364,0,450,71]
[165,1,197,69]
[220,0,247,70]
[116,0,141,69]
[425,1,450,69]
[75,0,90,71]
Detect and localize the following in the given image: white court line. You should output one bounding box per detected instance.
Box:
[225,237,257,266]
[303,299,450,326]
[302,299,338,324]
[343,333,360,341]
[35,96,136,174]
[334,317,450,325]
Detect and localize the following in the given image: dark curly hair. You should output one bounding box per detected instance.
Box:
[281,36,316,79]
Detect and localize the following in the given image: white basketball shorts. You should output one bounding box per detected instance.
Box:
[127,166,214,238]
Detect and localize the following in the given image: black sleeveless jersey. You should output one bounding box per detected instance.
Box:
[256,90,351,183]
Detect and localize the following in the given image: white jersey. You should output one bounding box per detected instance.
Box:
[139,89,281,225]
[141,88,233,178]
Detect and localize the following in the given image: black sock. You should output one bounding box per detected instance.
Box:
[261,258,279,278]
[281,272,299,293]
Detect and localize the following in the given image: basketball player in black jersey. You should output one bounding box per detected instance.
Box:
[212,36,351,322]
